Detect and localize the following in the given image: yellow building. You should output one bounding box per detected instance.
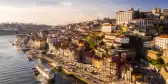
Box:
[163,48,168,57]
[92,58,102,69]
[132,73,143,82]
[35,39,47,49]
[147,50,160,60]
[28,38,36,48]
[162,48,168,63]
[101,23,116,33]
[160,67,168,84]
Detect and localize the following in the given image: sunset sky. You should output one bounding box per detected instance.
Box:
[0,0,168,25]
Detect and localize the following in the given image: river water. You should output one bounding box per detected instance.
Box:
[0,35,38,84]
[0,35,85,84]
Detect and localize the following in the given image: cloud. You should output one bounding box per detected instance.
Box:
[60,2,73,6]
[0,0,134,25]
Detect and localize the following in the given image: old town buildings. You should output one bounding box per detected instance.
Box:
[155,35,168,50]
[116,7,165,27]
[14,7,168,84]
[101,23,117,33]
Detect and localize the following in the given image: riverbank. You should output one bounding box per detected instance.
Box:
[51,65,89,84]
[0,30,18,35]
[49,59,91,84]
[14,32,104,84]
[38,54,89,84]
[14,38,89,84]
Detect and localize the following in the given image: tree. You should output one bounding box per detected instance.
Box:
[153,22,168,33]
[157,58,165,65]
[164,15,168,20]
[57,66,63,72]
[68,37,72,42]
[156,53,162,57]
[156,58,165,69]
[100,41,105,46]
[148,57,167,70]
[83,33,104,49]
[111,46,115,49]
[130,22,136,26]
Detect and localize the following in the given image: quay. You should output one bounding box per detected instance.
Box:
[38,54,92,84]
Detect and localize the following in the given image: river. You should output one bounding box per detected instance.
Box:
[0,35,38,84]
[0,35,86,84]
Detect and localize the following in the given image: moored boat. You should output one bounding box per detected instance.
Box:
[27,56,34,61]
[12,43,15,46]
[10,42,15,46]
[32,67,39,76]
[35,64,55,81]
[22,46,30,53]
[22,47,30,51]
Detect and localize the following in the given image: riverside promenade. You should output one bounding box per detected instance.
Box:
[38,54,93,84]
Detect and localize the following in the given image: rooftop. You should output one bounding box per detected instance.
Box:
[105,33,117,36]
[117,36,128,38]
[132,18,160,20]
[141,11,152,14]
[157,35,168,38]
[102,23,112,26]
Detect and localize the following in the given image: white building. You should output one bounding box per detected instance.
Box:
[163,9,168,15]
[104,34,116,40]
[143,41,154,48]
[101,23,116,33]
[103,34,116,46]
[117,7,161,25]
[116,8,138,25]
[130,18,160,27]
[155,35,168,50]
[103,34,129,46]
[115,36,129,44]
[132,30,146,36]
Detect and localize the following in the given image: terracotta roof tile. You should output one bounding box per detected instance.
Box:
[105,34,116,36]
[102,23,112,26]
[157,35,168,38]
[117,36,128,38]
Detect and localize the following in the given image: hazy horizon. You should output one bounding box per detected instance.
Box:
[0,0,168,25]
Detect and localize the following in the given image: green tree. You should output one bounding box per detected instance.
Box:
[83,33,104,49]
[157,58,165,65]
[111,46,115,49]
[156,53,162,57]
[164,15,168,20]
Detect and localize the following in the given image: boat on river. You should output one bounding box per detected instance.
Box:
[35,64,55,81]
[32,67,39,76]
[27,56,34,61]
[10,42,15,46]
[22,46,30,53]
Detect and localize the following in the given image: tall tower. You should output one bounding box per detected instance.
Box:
[152,6,161,16]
